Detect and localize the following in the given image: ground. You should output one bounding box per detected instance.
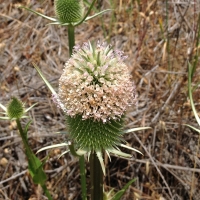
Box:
[0,0,200,200]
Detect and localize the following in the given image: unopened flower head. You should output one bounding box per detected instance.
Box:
[7,97,25,120]
[54,0,83,24]
[58,41,136,123]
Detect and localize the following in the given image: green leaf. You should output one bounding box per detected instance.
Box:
[110,178,137,200]
[24,120,32,139]
[32,164,47,185]
[28,154,42,175]
[28,154,47,185]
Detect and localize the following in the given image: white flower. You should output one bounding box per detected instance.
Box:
[58,41,136,122]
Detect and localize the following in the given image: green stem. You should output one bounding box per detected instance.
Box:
[69,143,87,200]
[90,152,103,200]
[79,155,87,200]
[16,119,52,200]
[16,119,36,167]
[68,25,75,56]
[42,184,53,200]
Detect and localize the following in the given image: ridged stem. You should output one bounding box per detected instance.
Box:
[69,143,87,200]
[68,24,75,56]
[79,155,87,200]
[16,119,35,167]
[67,24,87,198]
[89,152,103,200]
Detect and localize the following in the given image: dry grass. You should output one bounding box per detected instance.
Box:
[1,0,200,199]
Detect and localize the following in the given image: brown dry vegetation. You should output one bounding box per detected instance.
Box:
[1,0,200,199]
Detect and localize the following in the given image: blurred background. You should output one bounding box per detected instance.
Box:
[0,0,200,199]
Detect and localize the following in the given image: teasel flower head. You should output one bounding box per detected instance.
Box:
[54,0,84,24]
[0,97,37,120]
[6,97,25,120]
[59,41,136,122]
[57,41,139,174]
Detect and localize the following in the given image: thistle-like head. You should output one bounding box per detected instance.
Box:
[59,41,136,122]
[6,97,25,120]
[54,0,84,24]
[0,97,37,121]
[57,41,137,157]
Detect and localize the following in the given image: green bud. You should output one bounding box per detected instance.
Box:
[54,0,83,23]
[6,97,25,119]
[67,115,125,152]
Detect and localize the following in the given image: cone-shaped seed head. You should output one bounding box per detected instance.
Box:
[58,41,136,151]
[54,0,83,23]
[7,97,25,119]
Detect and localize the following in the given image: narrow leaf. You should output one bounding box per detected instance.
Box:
[19,6,57,22]
[37,143,69,154]
[57,150,70,159]
[0,116,10,120]
[184,124,200,134]
[111,178,136,200]
[188,63,200,126]
[24,120,32,138]
[25,103,38,113]
[0,103,6,111]
[48,22,69,26]
[119,144,143,155]
[32,63,56,95]
[123,127,151,134]
[85,9,113,21]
